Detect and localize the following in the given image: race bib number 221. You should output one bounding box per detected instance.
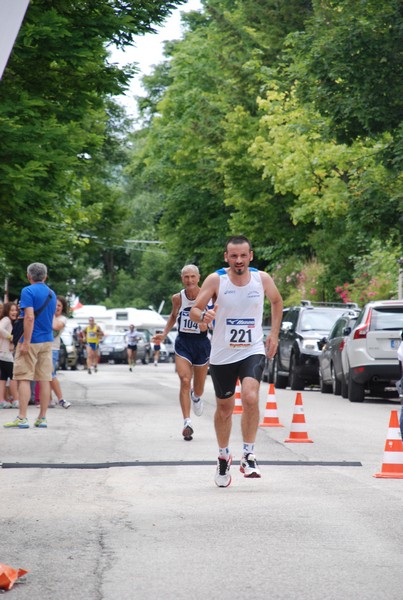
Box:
[225,318,255,348]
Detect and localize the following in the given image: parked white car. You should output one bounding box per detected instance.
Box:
[341,300,403,402]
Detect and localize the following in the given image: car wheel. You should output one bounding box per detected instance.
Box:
[289,355,304,391]
[274,357,287,389]
[341,375,348,398]
[262,358,269,382]
[142,351,150,365]
[348,375,365,403]
[331,364,341,395]
[319,368,332,394]
[268,359,274,384]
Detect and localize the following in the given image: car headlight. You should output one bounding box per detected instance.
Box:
[302,339,319,351]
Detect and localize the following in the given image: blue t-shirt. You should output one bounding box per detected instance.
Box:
[19,282,57,343]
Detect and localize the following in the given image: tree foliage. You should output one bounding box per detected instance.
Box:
[1,0,402,309]
[0,0,185,299]
[130,0,402,305]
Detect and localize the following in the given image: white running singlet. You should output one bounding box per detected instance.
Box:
[177,290,205,335]
[210,269,265,365]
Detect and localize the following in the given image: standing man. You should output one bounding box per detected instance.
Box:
[4,262,57,429]
[189,236,283,487]
[154,265,212,441]
[82,317,103,374]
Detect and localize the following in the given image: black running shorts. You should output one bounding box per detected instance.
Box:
[209,354,265,399]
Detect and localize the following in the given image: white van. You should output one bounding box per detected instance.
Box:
[104,308,166,333]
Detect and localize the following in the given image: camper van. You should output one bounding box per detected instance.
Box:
[71,306,166,334]
[104,308,166,333]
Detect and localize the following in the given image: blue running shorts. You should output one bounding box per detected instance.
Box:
[175,334,211,367]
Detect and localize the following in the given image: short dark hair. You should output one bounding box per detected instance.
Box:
[225,235,252,251]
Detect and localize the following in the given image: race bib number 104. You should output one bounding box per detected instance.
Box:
[225,318,255,348]
[180,309,200,334]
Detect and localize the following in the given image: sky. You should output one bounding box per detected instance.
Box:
[109,0,202,118]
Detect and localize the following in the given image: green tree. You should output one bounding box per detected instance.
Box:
[288,0,403,141]
[0,0,186,298]
[132,0,313,276]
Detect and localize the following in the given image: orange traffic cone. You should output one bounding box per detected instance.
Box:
[0,563,28,591]
[259,384,284,427]
[233,378,243,414]
[284,392,313,443]
[374,410,403,479]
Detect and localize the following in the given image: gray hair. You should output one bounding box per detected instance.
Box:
[27,262,48,282]
[181,264,200,276]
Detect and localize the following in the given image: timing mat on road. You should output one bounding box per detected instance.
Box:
[0,460,362,469]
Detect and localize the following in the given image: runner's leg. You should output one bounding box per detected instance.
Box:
[192,363,209,398]
[214,395,234,448]
[240,377,261,444]
[175,355,193,419]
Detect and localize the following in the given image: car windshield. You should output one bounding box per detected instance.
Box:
[300,309,345,332]
[369,307,403,331]
[104,335,124,344]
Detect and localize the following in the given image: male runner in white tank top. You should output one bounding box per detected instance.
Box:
[190,236,283,487]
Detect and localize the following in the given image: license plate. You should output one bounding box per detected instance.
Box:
[101,350,110,355]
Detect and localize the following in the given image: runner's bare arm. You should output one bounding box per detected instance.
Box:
[260,271,283,359]
[189,273,219,325]
[156,293,181,342]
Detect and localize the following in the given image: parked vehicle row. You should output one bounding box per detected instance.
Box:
[59,326,178,369]
[267,300,359,390]
[264,299,403,403]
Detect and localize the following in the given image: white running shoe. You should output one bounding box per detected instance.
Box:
[240,453,261,478]
[182,423,194,441]
[191,389,204,416]
[0,401,12,409]
[215,455,232,488]
[59,399,71,409]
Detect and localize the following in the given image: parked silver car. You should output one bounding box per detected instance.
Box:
[318,309,360,394]
[341,300,403,402]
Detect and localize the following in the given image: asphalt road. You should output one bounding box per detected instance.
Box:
[1,362,403,599]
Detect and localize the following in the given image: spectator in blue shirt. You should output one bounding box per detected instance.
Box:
[3,262,56,429]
